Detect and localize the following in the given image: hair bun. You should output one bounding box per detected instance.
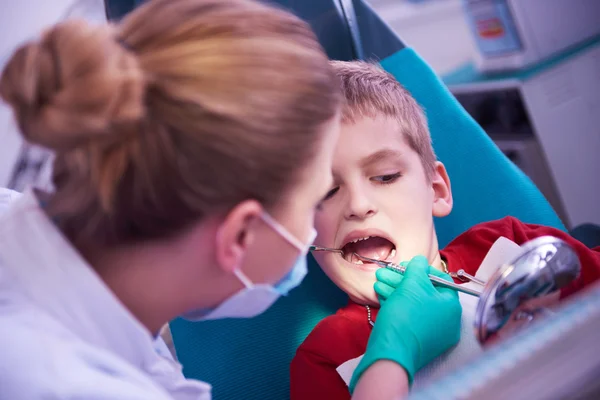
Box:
[0,19,145,151]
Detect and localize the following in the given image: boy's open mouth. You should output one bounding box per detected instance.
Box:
[341,236,396,265]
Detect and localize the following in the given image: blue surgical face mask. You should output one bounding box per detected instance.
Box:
[181,212,316,321]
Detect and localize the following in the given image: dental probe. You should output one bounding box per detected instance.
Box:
[352,253,482,298]
[308,246,483,297]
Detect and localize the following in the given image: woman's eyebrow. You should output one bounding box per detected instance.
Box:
[359,149,403,169]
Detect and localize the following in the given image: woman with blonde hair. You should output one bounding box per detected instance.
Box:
[0,0,460,398]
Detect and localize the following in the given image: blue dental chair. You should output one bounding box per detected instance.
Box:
[106,1,565,398]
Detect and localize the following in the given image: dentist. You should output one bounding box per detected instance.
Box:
[0,0,460,399]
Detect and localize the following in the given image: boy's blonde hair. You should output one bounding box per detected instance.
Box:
[330,60,436,178]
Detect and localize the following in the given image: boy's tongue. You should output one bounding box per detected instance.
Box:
[345,237,394,261]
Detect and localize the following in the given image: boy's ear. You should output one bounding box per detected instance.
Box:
[431,161,453,217]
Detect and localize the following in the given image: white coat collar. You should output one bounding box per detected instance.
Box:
[0,187,21,216]
[0,189,210,399]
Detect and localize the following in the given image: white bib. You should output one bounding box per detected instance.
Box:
[336,237,523,389]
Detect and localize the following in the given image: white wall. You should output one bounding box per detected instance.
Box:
[369,0,476,75]
[0,0,106,187]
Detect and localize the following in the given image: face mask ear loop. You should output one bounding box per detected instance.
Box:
[305,228,318,254]
[233,268,254,289]
[260,212,305,252]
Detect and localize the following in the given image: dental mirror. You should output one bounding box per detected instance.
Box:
[474,236,581,344]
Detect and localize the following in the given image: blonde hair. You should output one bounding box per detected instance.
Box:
[0,0,340,246]
[330,60,436,178]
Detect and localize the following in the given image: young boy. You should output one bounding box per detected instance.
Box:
[290,61,600,399]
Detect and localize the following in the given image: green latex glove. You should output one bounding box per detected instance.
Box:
[374,261,449,304]
[349,256,462,392]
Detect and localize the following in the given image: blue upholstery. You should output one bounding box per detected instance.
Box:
[169,46,565,400]
[380,48,565,246]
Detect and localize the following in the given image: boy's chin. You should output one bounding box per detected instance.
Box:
[347,290,380,308]
[319,263,380,306]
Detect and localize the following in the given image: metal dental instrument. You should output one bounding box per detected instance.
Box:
[352,253,483,297]
[307,246,482,296]
[451,269,486,286]
[309,245,344,255]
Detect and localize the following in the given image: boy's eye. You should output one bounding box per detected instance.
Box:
[372,173,401,184]
[323,187,339,201]
[316,187,339,211]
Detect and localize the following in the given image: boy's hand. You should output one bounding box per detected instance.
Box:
[374,260,449,304]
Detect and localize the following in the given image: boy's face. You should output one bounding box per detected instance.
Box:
[314,115,453,306]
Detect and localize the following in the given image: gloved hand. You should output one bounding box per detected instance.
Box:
[374,261,450,304]
[349,256,462,392]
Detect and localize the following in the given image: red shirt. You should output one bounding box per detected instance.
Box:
[290,217,600,400]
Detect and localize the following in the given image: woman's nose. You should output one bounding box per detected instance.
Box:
[344,187,377,220]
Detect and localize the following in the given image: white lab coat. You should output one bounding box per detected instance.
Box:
[0,187,21,215]
[0,189,211,399]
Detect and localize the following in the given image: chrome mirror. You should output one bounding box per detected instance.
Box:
[474,236,581,344]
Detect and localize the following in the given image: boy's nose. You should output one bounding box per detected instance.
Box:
[344,188,377,220]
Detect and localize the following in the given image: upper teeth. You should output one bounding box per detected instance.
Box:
[350,236,371,244]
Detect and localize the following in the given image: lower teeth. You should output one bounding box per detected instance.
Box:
[388,248,396,260]
[351,247,396,265]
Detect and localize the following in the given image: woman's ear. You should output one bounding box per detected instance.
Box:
[431,161,453,218]
[214,200,263,273]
